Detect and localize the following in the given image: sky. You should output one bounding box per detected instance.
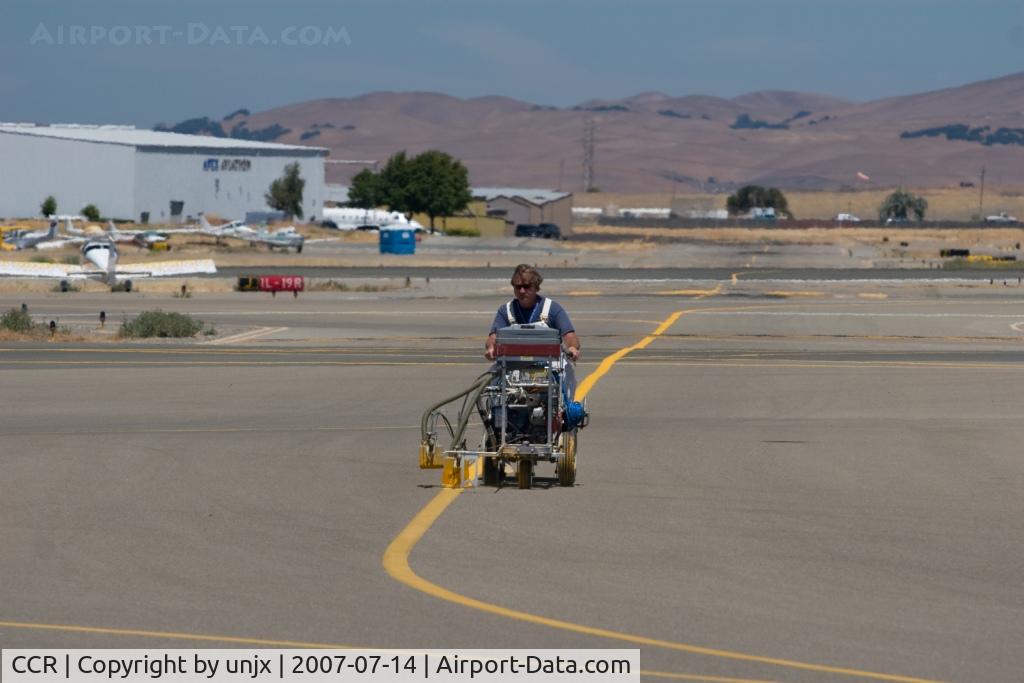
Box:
[3,0,1024,127]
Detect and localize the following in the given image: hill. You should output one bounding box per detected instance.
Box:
[160,72,1024,192]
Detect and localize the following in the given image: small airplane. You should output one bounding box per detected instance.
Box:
[0,230,216,291]
[321,207,424,231]
[250,226,305,253]
[2,220,64,250]
[198,214,258,239]
[132,230,171,249]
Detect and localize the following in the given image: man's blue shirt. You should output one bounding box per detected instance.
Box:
[489,296,575,338]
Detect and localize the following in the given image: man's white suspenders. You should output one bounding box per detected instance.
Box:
[507,297,553,327]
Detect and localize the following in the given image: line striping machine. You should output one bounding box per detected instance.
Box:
[419,324,588,489]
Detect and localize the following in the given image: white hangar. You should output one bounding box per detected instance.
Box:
[0,123,328,223]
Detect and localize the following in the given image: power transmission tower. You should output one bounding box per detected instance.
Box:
[582,117,595,192]
[978,166,986,218]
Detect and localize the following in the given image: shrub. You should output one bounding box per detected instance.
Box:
[118,310,204,338]
[443,227,480,237]
[41,195,57,217]
[1,308,35,333]
[81,204,101,222]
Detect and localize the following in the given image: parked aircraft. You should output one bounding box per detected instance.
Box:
[2,220,63,250]
[251,226,304,252]
[321,207,423,231]
[198,214,258,240]
[0,233,215,291]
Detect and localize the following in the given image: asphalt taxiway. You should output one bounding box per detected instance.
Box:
[2,277,1023,682]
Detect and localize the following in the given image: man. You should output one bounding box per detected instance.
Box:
[485,264,580,361]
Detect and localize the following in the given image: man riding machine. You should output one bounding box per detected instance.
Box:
[418,266,587,489]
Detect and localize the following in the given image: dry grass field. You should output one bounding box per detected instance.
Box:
[577,187,1024,222]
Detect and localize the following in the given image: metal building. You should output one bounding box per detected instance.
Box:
[472,187,574,235]
[0,124,328,223]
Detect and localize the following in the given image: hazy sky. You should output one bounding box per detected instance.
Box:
[3,0,1024,126]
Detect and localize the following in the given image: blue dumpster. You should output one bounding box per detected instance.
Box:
[379,227,416,254]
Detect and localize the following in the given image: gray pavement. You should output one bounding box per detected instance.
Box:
[2,278,1023,682]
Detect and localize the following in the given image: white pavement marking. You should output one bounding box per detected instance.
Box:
[1011,321,1024,332]
[206,326,288,345]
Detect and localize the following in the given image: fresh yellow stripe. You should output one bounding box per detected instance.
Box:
[640,672,778,683]
[382,311,941,683]
[0,620,352,648]
[574,311,682,400]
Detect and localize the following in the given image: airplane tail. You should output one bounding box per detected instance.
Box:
[107,220,119,237]
[199,214,211,231]
[106,242,119,284]
[47,220,58,239]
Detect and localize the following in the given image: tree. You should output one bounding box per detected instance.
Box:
[878,190,927,222]
[350,150,473,233]
[405,150,472,232]
[40,195,57,217]
[81,204,101,222]
[379,151,414,215]
[265,162,305,219]
[348,168,387,209]
[726,185,791,217]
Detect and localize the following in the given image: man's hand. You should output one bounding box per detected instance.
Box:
[566,346,580,362]
[485,345,496,361]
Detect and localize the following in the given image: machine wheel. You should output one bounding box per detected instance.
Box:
[516,459,533,489]
[483,457,500,486]
[557,432,577,486]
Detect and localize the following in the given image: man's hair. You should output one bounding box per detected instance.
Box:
[512,264,543,287]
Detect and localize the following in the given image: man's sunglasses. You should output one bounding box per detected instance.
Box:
[511,283,535,291]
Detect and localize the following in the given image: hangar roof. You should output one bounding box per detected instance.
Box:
[472,187,572,205]
[0,124,328,156]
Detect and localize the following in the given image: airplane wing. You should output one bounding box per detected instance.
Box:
[0,259,216,279]
[0,261,72,278]
[113,259,217,277]
[36,238,85,250]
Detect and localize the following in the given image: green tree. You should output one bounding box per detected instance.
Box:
[726,185,791,217]
[265,162,305,219]
[40,195,57,217]
[878,190,927,222]
[81,204,101,222]
[379,151,414,215]
[350,150,473,233]
[348,168,387,209]
[406,150,472,232]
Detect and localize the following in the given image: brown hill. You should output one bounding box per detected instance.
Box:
[214,72,1024,192]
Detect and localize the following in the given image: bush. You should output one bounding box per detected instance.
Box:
[443,227,480,237]
[81,204,101,222]
[1,308,36,333]
[118,310,204,338]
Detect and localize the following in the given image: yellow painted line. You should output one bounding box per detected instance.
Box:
[0,620,353,648]
[858,292,889,300]
[655,289,718,296]
[0,621,774,682]
[616,360,1024,371]
[382,310,940,683]
[641,673,778,683]
[762,291,825,298]
[574,311,683,399]
[566,290,602,296]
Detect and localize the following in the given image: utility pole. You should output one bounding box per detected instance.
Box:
[582,116,595,192]
[557,159,564,192]
[978,166,986,219]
